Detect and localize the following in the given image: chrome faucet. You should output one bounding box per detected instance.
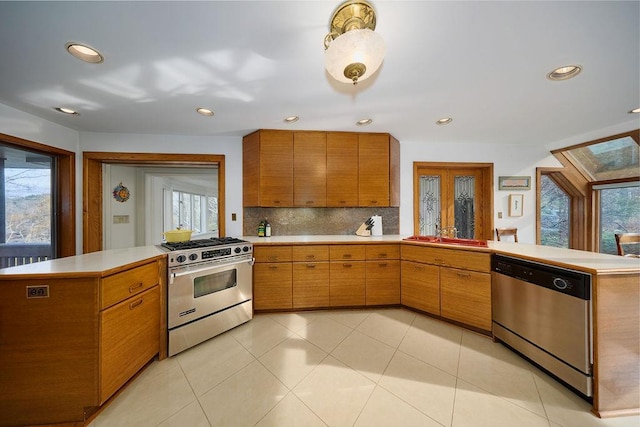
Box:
[435,225,458,240]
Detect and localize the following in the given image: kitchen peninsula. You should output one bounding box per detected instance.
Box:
[0,238,637,425]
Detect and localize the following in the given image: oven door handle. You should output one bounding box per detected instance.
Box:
[169,257,254,284]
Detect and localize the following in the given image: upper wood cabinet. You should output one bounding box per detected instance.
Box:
[294,132,327,207]
[327,132,359,207]
[243,130,399,208]
[358,133,400,207]
[243,129,294,207]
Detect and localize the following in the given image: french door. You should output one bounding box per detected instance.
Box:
[414,163,493,240]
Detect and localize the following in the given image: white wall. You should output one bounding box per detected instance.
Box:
[104,165,138,249]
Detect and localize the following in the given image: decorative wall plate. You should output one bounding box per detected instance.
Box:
[113,182,130,202]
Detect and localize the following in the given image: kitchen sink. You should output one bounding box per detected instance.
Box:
[403,235,489,247]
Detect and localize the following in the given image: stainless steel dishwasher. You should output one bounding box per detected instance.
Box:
[491,254,593,397]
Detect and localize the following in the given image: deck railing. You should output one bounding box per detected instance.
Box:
[0,243,51,269]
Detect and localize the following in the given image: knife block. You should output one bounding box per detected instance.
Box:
[355,223,371,237]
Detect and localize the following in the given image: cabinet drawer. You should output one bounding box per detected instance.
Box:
[101,262,159,309]
[330,245,366,261]
[100,286,160,403]
[292,245,329,262]
[402,244,490,273]
[365,244,400,260]
[254,245,293,263]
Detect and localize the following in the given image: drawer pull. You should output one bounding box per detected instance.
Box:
[434,258,444,264]
[414,265,425,271]
[129,298,143,310]
[457,272,471,278]
[306,201,314,205]
[306,255,316,259]
[269,265,279,270]
[268,256,278,261]
[129,282,144,293]
[378,262,388,267]
[306,264,316,268]
[378,253,388,258]
[343,263,353,268]
[342,254,352,259]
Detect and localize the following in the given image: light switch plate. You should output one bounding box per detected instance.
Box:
[113,215,130,224]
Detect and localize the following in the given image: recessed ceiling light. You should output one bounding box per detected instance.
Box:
[547,65,582,81]
[54,107,79,115]
[65,42,104,64]
[196,107,214,116]
[436,117,453,125]
[284,116,299,123]
[629,108,640,114]
[356,118,372,126]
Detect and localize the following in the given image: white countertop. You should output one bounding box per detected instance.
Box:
[0,245,167,278]
[244,234,405,244]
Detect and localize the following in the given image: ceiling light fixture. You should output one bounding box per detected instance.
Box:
[54,107,79,115]
[356,118,372,126]
[629,108,640,114]
[65,42,104,64]
[547,65,582,81]
[324,0,386,85]
[196,107,214,116]
[284,116,299,123]
[436,117,453,125]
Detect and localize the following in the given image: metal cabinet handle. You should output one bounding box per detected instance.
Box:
[414,265,425,271]
[457,272,471,278]
[129,282,144,293]
[378,262,388,267]
[306,255,316,259]
[343,263,352,268]
[129,298,143,310]
[378,253,388,258]
[268,256,278,261]
[342,254,352,259]
[306,264,316,268]
[269,265,279,269]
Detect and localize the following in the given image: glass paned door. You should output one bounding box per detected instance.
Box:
[418,175,441,236]
[453,175,475,239]
[540,175,570,248]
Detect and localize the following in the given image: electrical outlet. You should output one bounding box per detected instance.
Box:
[232,213,237,221]
[498,212,503,219]
[26,285,49,298]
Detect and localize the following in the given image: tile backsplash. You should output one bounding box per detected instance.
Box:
[243,207,399,236]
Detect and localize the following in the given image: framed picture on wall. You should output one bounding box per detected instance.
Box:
[499,176,531,190]
[509,194,524,217]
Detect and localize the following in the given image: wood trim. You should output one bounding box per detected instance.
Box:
[82,152,225,253]
[0,133,76,258]
[550,129,639,153]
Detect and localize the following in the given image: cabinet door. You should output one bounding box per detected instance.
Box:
[366,260,400,305]
[294,132,326,207]
[327,132,358,207]
[100,286,160,403]
[330,261,365,306]
[100,261,158,309]
[358,133,389,207]
[260,130,293,206]
[440,267,491,330]
[293,262,330,308]
[253,262,292,310]
[401,261,440,315]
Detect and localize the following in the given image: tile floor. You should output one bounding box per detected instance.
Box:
[90,308,640,427]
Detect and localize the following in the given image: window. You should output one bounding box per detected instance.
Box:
[595,183,640,255]
[172,190,218,235]
[539,175,570,248]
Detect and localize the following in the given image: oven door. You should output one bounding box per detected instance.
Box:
[168,255,253,329]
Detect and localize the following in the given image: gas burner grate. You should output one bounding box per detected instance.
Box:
[161,237,247,251]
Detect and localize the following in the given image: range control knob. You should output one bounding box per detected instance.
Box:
[189,253,198,261]
[234,247,241,254]
[176,255,187,263]
[243,246,250,252]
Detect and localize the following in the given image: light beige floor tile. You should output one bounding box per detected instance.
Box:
[157,400,210,427]
[379,351,456,426]
[94,363,196,427]
[294,355,376,426]
[268,311,320,333]
[532,369,640,427]
[356,308,415,348]
[199,360,288,427]
[452,379,549,427]
[230,314,295,357]
[316,308,371,328]
[399,315,463,375]
[259,335,327,388]
[457,330,546,416]
[255,392,326,427]
[295,316,353,352]
[176,331,255,396]
[355,386,442,427]
[331,329,396,382]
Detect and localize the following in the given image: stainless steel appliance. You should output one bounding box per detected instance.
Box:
[492,254,593,397]
[162,237,253,356]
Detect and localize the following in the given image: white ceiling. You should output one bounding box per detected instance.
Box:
[0,1,638,147]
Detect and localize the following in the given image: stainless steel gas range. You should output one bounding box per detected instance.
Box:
[160,237,254,356]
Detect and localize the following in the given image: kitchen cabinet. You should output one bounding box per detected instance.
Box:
[401,244,491,331]
[294,132,327,207]
[365,244,400,305]
[358,133,400,207]
[0,257,164,426]
[243,129,294,207]
[253,245,293,310]
[326,132,359,206]
[243,130,399,208]
[330,245,366,306]
[292,245,329,308]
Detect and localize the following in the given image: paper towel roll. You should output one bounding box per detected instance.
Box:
[371,215,383,236]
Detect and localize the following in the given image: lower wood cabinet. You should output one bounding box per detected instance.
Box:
[440,267,491,330]
[292,245,330,308]
[365,244,401,306]
[401,260,440,315]
[330,261,366,306]
[253,245,293,310]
